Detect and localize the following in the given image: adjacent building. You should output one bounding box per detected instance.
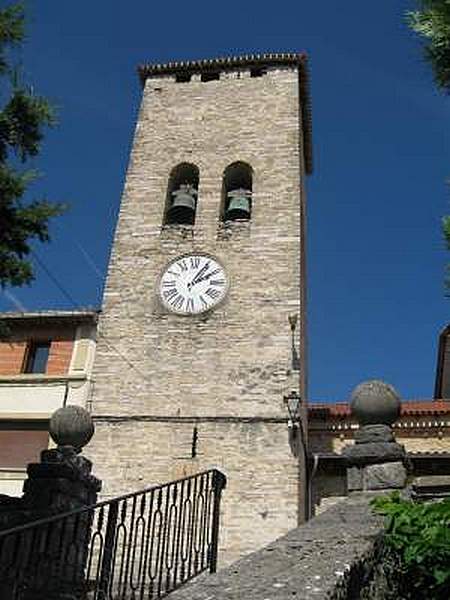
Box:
[0,310,98,495]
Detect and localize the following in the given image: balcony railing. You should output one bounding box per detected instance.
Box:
[0,468,227,599]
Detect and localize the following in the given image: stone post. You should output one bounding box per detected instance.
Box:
[22,405,101,514]
[0,405,101,600]
[342,381,409,492]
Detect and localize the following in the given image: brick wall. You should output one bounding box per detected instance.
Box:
[0,324,75,375]
[46,338,74,375]
[89,64,307,565]
[0,342,27,375]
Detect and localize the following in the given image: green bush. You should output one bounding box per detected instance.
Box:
[372,493,450,599]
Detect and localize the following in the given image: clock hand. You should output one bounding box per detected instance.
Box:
[193,268,221,285]
[193,273,213,285]
[188,262,210,289]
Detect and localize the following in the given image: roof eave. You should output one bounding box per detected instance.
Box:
[0,309,100,324]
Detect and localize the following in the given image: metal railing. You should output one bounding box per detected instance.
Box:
[0,468,226,599]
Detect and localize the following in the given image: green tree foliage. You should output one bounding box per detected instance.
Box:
[407,2,450,287]
[0,3,63,289]
[407,0,450,91]
[372,493,450,599]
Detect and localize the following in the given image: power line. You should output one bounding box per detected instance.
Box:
[32,250,81,308]
[31,249,150,383]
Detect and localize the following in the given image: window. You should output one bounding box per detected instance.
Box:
[24,341,50,374]
[164,163,200,226]
[221,162,253,222]
[250,67,267,78]
[0,428,49,468]
[175,72,191,83]
[201,72,220,82]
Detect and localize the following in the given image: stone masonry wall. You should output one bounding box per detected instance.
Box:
[168,493,385,600]
[91,419,299,564]
[88,65,307,565]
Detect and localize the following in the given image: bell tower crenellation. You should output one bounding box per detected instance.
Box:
[88,53,312,564]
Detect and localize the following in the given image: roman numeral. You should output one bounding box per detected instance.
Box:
[210,279,225,287]
[199,295,208,309]
[186,298,195,313]
[162,280,176,288]
[170,294,185,310]
[190,256,200,269]
[205,287,220,300]
[208,268,221,278]
[163,288,177,301]
[167,270,178,277]
[178,260,188,272]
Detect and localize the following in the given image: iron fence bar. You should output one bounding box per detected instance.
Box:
[187,474,198,580]
[172,478,185,590]
[129,495,146,595]
[117,499,129,599]
[97,500,119,600]
[209,470,226,573]
[122,494,137,598]
[167,485,180,591]
[199,472,210,570]
[157,481,172,597]
[139,488,155,600]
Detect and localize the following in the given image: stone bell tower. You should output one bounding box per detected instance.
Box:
[88,53,313,564]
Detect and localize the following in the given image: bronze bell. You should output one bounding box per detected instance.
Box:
[167,183,197,225]
[225,188,252,221]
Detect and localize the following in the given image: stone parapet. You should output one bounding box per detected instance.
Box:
[168,494,384,600]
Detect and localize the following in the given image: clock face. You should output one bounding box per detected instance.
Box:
[159,254,228,315]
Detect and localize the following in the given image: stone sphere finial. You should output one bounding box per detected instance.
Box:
[350,380,401,426]
[49,405,95,451]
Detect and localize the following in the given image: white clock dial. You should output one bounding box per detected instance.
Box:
[159,254,228,315]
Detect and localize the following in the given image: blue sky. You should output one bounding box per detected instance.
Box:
[1,1,449,402]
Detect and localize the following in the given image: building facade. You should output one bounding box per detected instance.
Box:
[309,398,450,512]
[88,53,312,564]
[0,310,98,495]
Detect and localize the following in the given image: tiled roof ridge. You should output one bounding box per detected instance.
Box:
[309,399,450,417]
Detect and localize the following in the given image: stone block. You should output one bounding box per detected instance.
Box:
[354,424,394,445]
[347,467,363,491]
[343,442,406,466]
[363,462,407,490]
[412,475,450,499]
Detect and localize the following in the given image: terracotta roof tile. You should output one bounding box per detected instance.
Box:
[309,400,450,419]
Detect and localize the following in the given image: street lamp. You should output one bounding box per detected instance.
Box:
[288,314,300,371]
[284,389,310,522]
[284,390,302,456]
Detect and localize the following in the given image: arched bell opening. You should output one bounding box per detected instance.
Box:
[164,163,200,226]
[221,162,253,222]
